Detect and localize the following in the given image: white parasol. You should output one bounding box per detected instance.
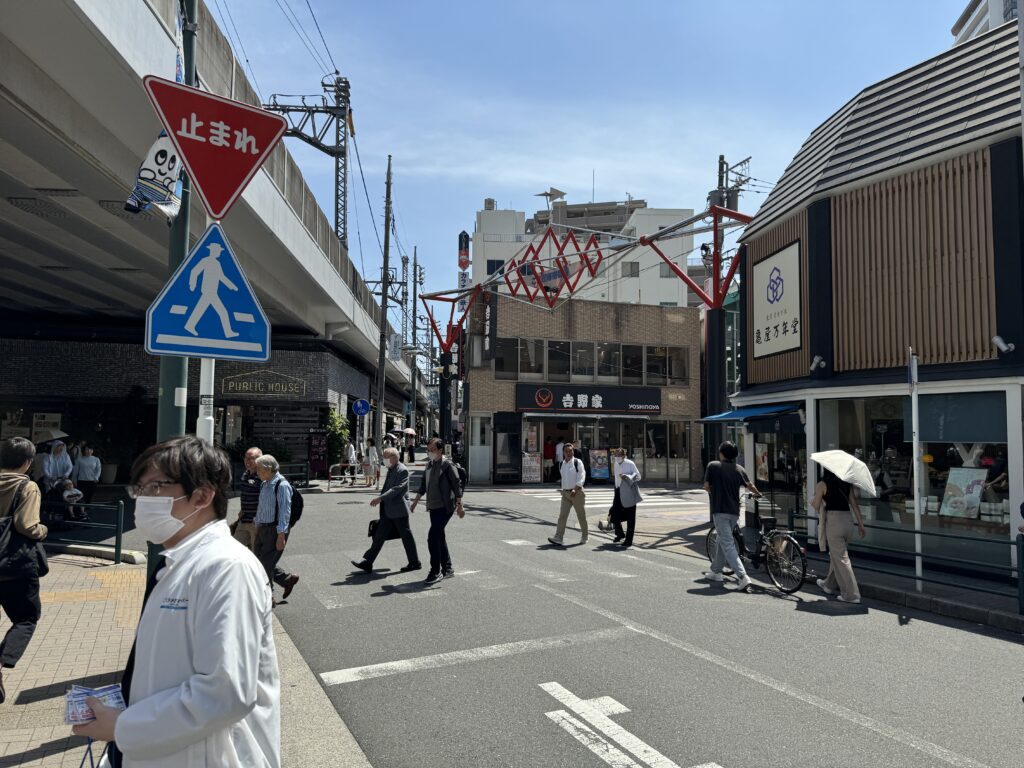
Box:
[810,450,877,497]
[33,428,69,444]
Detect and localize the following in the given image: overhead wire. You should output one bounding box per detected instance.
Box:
[351,134,384,257]
[273,0,330,73]
[303,0,338,72]
[212,0,265,101]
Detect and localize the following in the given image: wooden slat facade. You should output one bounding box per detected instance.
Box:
[745,210,810,384]
[832,149,997,371]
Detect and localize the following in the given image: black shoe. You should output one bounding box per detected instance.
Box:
[351,560,372,573]
[281,574,300,599]
[620,542,633,549]
[424,572,441,584]
[442,569,455,579]
[0,668,5,705]
[613,535,624,543]
[400,562,422,573]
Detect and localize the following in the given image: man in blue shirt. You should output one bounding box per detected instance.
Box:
[253,454,299,603]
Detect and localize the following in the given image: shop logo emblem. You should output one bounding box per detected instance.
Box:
[535,388,554,408]
[766,266,785,304]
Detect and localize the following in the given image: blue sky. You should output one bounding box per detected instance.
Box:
[213,0,968,324]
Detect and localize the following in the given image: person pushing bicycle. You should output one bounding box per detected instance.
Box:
[703,441,763,591]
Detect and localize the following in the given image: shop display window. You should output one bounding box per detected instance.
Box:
[519,339,545,380]
[547,341,570,382]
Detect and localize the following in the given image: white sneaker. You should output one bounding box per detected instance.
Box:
[837,595,861,604]
[816,579,837,596]
[736,575,752,591]
[580,536,589,545]
[547,536,564,547]
[703,571,725,582]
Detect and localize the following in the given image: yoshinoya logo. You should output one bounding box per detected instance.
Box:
[627,403,659,411]
[534,388,554,408]
[766,266,784,304]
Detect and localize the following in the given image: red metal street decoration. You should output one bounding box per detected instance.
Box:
[421,284,482,353]
[142,76,288,220]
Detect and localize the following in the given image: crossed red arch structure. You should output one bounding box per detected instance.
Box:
[418,206,751,353]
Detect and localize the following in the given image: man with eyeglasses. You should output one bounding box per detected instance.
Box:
[73,436,279,767]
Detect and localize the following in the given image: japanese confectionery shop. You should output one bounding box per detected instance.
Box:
[715,23,1024,582]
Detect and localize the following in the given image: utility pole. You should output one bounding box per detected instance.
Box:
[703,154,730,466]
[373,155,393,453]
[408,247,419,434]
[156,0,196,443]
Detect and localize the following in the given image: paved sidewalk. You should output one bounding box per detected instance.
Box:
[0,554,370,767]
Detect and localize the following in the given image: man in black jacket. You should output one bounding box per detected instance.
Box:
[411,438,464,584]
[351,448,421,574]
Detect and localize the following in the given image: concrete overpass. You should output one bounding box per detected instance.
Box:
[0,0,426,462]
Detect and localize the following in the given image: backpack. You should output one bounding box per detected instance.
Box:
[273,478,304,527]
[455,462,468,492]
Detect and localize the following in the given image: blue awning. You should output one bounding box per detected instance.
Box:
[701,403,799,422]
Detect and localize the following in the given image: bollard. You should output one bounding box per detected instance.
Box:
[1017,534,1024,616]
[115,500,124,566]
[674,462,679,489]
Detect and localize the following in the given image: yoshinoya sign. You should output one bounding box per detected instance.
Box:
[515,384,660,415]
[221,370,307,397]
[751,241,801,358]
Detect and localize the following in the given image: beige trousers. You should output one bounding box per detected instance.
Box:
[555,489,588,541]
[233,520,258,552]
[822,510,860,601]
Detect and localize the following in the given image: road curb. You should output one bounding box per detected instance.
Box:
[857,582,1024,634]
[273,615,373,767]
[43,541,147,564]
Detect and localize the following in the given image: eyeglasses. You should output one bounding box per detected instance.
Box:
[126,480,180,499]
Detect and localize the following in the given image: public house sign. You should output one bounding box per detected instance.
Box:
[221,370,307,397]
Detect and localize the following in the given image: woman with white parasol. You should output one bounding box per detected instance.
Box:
[809,450,874,605]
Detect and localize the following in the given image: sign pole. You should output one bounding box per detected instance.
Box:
[196,357,215,443]
[156,0,196,445]
[909,346,922,592]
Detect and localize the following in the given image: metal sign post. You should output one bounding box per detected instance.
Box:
[909,346,922,592]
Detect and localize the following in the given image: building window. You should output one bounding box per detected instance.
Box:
[485,259,505,277]
[622,344,643,385]
[597,342,620,383]
[659,262,675,278]
[547,340,570,382]
[667,347,688,384]
[622,262,639,278]
[572,341,595,381]
[645,345,667,385]
[494,337,518,380]
[669,421,689,459]
[519,338,545,380]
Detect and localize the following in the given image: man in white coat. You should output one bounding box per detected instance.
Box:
[73,436,279,767]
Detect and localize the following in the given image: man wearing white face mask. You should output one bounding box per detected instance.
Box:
[351,447,420,574]
[609,448,642,548]
[72,436,279,768]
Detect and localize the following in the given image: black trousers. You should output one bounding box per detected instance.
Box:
[77,481,97,504]
[254,525,293,589]
[363,515,419,566]
[427,507,454,575]
[611,487,637,546]
[0,576,41,668]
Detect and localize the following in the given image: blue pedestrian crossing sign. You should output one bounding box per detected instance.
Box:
[146,223,270,361]
[353,398,371,417]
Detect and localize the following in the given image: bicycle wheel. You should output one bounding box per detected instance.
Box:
[765,533,806,593]
[705,526,718,562]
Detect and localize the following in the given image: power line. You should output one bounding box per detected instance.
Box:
[273,0,330,73]
[303,0,338,71]
[351,134,384,256]
[212,0,264,101]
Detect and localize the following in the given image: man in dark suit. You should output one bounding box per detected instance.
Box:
[352,447,421,573]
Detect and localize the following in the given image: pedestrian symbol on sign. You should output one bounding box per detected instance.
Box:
[146,223,270,361]
[184,242,239,338]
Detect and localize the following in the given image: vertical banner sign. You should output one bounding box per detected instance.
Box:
[485,289,497,359]
[457,270,470,312]
[308,427,328,477]
[458,230,470,271]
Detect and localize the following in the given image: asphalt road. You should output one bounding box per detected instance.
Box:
[252,481,1023,767]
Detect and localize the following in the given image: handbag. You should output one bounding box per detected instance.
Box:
[0,480,48,578]
[367,518,401,540]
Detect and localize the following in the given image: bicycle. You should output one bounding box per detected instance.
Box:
[704,495,807,594]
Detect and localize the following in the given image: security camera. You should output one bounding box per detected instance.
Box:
[992,335,1015,354]
[809,355,826,371]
